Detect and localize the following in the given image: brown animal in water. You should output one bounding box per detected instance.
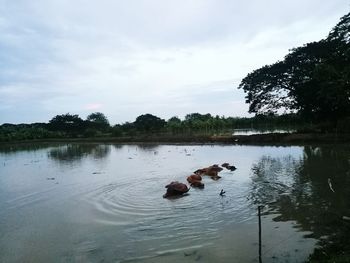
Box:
[187,174,202,183]
[222,162,237,171]
[163,181,189,198]
[195,165,222,176]
[187,174,204,188]
[194,165,222,180]
[208,165,223,173]
[194,168,206,175]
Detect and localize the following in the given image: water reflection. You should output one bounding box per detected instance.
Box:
[136,144,160,152]
[0,143,54,154]
[48,144,111,163]
[112,144,124,150]
[232,128,295,136]
[248,145,350,261]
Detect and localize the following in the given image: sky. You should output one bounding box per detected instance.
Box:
[0,0,349,125]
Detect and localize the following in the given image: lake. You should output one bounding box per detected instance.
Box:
[1,143,349,262]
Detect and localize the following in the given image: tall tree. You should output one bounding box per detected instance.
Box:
[86,112,110,131]
[134,114,166,132]
[238,12,350,121]
[166,116,182,134]
[48,113,86,134]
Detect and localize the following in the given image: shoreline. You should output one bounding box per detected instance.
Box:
[1,132,349,146]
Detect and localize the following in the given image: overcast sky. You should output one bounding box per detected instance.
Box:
[0,1,349,124]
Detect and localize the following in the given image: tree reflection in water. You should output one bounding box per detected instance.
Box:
[248,145,350,261]
[136,144,160,152]
[48,144,111,163]
[0,143,53,154]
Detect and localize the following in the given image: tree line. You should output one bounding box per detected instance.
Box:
[0,112,304,142]
[0,112,110,142]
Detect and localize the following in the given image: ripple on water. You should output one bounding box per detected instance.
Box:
[85,181,162,224]
[5,186,58,210]
[82,173,256,256]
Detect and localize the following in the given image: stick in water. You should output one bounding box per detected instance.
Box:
[258,206,262,263]
[328,178,335,193]
[219,189,226,196]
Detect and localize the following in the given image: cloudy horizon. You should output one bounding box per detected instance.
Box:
[0,0,349,125]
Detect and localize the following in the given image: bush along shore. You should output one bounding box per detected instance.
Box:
[1,112,350,145]
[1,132,350,146]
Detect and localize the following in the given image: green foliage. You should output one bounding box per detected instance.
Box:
[112,124,123,137]
[48,113,86,136]
[0,112,114,141]
[239,12,350,121]
[0,123,57,142]
[1,111,347,143]
[86,112,110,132]
[133,114,166,132]
[86,112,109,124]
[166,116,183,134]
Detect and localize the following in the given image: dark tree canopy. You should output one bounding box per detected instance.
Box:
[238,12,350,121]
[134,114,166,132]
[185,113,212,122]
[86,112,109,125]
[48,113,86,134]
[86,112,110,131]
[167,116,181,123]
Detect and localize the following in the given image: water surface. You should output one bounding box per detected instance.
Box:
[1,143,349,262]
[232,128,295,135]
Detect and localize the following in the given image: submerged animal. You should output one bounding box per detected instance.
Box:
[194,165,223,179]
[190,180,205,188]
[209,164,223,172]
[227,165,237,171]
[187,174,202,183]
[187,174,204,188]
[222,162,237,171]
[163,181,189,198]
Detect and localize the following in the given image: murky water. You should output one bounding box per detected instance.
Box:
[1,143,349,262]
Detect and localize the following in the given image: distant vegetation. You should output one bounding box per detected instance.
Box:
[0,112,307,142]
[1,12,349,143]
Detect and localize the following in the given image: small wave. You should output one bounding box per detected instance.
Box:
[4,186,58,210]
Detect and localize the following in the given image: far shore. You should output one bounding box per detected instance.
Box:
[1,132,350,146]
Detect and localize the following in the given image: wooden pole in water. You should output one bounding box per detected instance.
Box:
[258,205,262,263]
